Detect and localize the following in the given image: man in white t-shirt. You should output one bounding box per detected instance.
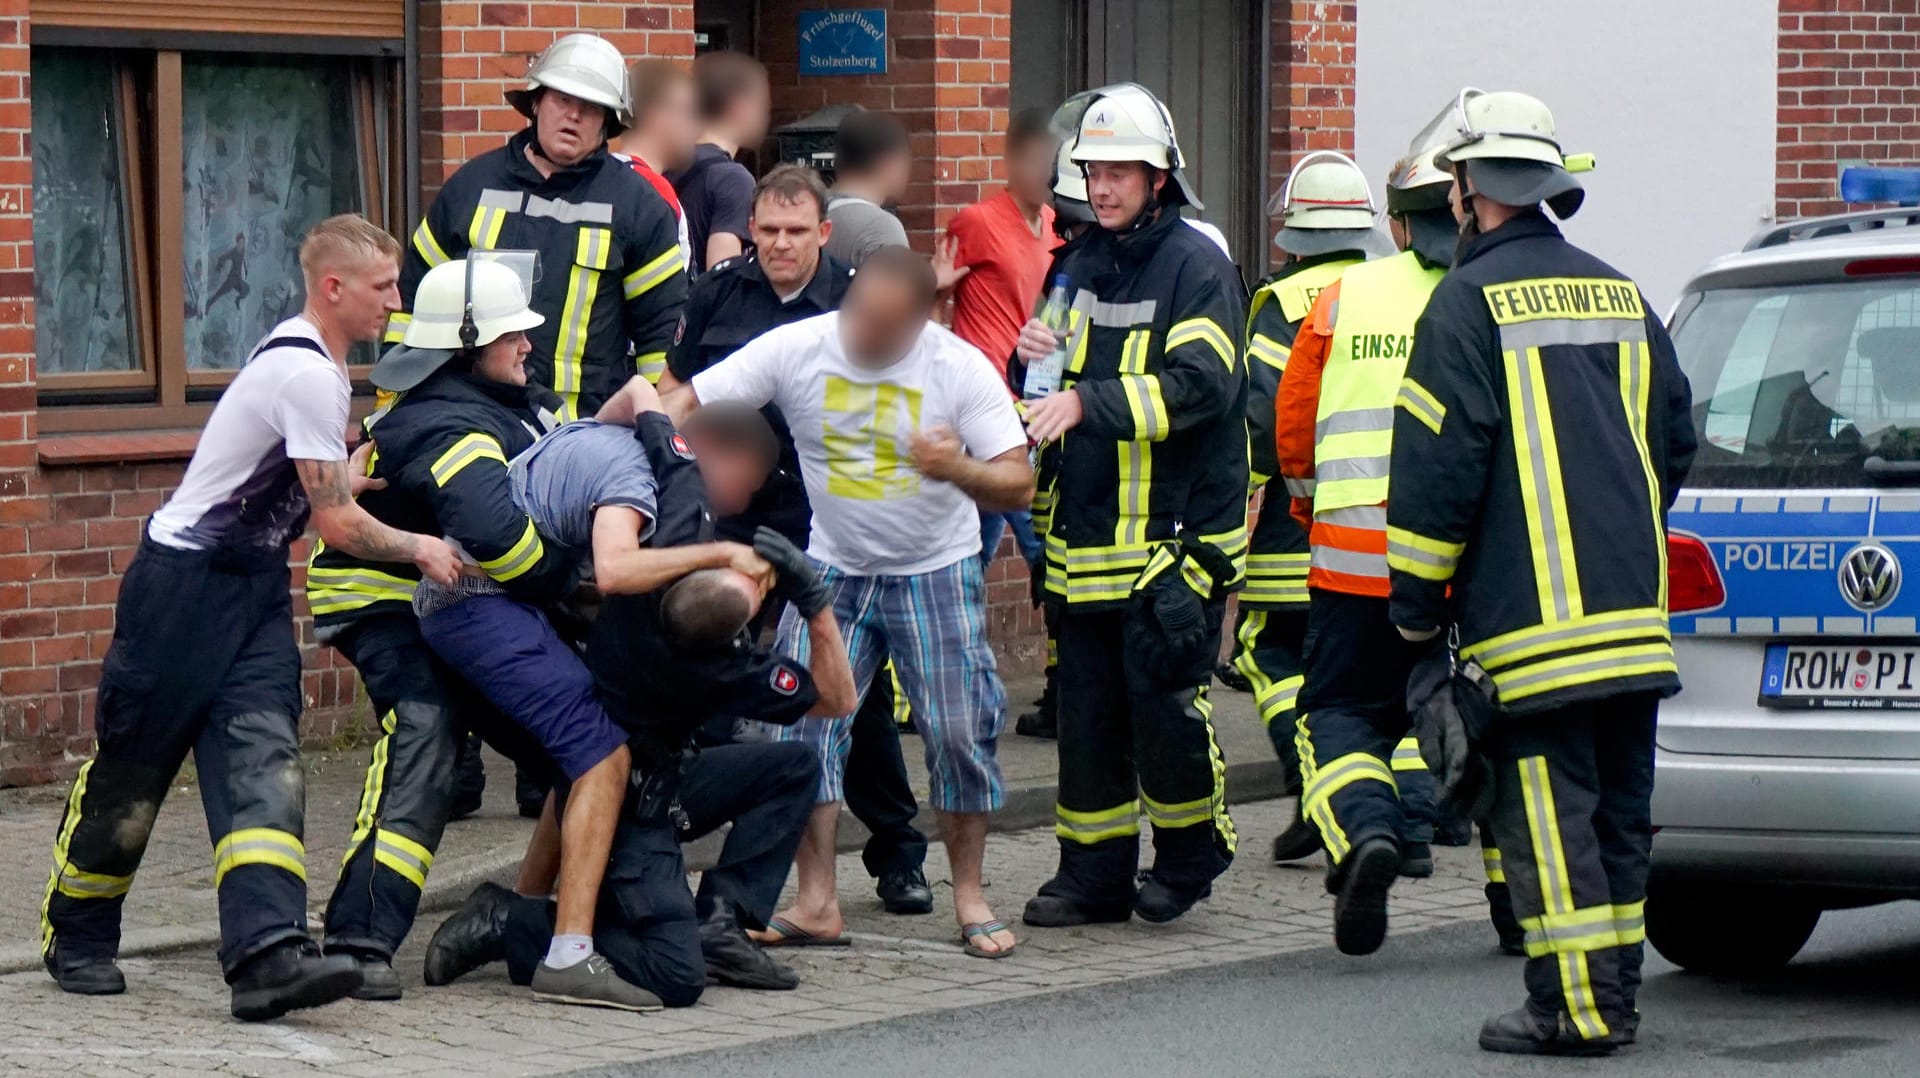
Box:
[40,215,461,1021]
[666,247,1033,959]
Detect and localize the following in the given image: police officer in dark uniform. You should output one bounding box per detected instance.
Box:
[392,33,686,421]
[658,163,935,918]
[1386,90,1695,1056]
[422,397,855,1005]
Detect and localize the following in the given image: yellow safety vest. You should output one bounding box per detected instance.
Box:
[1313,250,1445,513]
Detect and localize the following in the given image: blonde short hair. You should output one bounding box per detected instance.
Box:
[299,214,401,285]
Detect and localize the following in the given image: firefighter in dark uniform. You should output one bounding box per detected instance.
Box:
[657,165,936,918]
[421,397,854,1006]
[307,255,560,999]
[1016,83,1248,927]
[41,216,464,1020]
[1237,151,1389,864]
[1386,90,1695,1055]
[391,32,687,421]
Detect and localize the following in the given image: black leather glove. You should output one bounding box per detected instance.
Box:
[1406,636,1497,820]
[753,526,831,619]
[1125,570,1215,690]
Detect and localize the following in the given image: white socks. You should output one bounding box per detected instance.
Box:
[544,934,592,969]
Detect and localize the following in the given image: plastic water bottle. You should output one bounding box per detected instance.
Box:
[1022,274,1073,399]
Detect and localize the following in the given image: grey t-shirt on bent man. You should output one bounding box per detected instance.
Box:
[824,194,910,268]
[508,419,659,558]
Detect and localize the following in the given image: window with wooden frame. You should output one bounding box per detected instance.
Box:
[30,3,409,434]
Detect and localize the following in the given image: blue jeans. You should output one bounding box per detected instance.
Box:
[979,509,1042,568]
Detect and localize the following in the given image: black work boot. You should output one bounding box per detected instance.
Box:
[1399,841,1435,879]
[876,867,934,915]
[1478,1006,1617,1057]
[701,908,799,991]
[339,952,403,1001]
[229,942,363,1022]
[1021,876,1136,926]
[1332,837,1401,956]
[424,882,515,986]
[1271,802,1324,863]
[1133,871,1213,924]
[515,766,549,820]
[1215,662,1254,693]
[45,947,126,996]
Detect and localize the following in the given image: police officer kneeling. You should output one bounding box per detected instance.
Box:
[1385,90,1695,1056]
[422,389,857,1004]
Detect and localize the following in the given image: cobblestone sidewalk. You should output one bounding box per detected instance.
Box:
[0,799,1497,1077]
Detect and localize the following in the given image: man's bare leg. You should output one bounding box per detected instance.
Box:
[752,802,845,940]
[553,745,630,940]
[943,810,1014,954]
[514,793,560,897]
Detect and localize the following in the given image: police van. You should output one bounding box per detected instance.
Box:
[1650,169,1920,973]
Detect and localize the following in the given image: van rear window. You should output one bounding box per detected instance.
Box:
[1671,280,1920,487]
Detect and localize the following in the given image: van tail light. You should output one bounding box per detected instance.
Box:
[1668,534,1725,614]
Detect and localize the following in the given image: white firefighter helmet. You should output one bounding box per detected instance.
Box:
[1052,83,1203,209]
[506,32,634,137]
[1431,89,1586,219]
[1386,147,1458,266]
[375,253,544,391]
[1051,139,1096,226]
[1268,151,1391,258]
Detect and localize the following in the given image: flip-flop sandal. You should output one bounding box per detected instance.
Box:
[759,915,852,948]
[960,920,1017,960]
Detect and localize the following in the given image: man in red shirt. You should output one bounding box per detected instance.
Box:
[944,108,1061,569]
[619,59,699,275]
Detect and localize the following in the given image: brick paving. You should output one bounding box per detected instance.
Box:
[0,799,1495,1077]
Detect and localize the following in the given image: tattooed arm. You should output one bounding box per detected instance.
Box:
[295,458,463,585]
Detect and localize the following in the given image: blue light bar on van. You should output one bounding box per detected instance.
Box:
[1840,166,1920,205]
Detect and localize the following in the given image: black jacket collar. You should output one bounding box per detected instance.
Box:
[506,128,611,189]
[737,250,852,312]
[1459,209,1561,267]
[409,367,537,414]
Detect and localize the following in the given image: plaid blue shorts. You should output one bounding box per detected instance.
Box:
[771,557,1006,813]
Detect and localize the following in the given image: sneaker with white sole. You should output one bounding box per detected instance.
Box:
[530,953,663,1012]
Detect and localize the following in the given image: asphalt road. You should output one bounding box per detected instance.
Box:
[599,902,1920,1078]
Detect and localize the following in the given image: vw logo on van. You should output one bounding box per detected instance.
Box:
[1838,543,1902,612]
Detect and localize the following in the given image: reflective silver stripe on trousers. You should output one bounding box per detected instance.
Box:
[1470,612,1669,669]
[1314,455,1390,483]
[525,194,616,224]
[1509,349,1572,622]
[1314,407,1395,441]
[1496,317,1647,351]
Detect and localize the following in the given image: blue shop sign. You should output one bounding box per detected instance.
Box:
[799,9,888,76]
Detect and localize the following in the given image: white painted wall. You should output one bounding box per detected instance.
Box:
[1354,0,1777,309]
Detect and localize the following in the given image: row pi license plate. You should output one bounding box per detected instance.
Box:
[1760,643,1920,710]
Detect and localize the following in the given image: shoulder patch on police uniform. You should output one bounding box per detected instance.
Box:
[770,665,800,696]
[670,433,696,460]
[710,255,742,275]
[673,314,686,346]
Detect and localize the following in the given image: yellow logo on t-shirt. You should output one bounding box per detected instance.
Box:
[822,377,924,500]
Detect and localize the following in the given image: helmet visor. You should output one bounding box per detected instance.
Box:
[467,249,541,308]
[1050,82,1156,141]
[1410,88,1482,158]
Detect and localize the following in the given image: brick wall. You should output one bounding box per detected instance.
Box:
[1267,2,1357,271]
[757,0,1011,245]
[419,1,697,190]
[1776,0,1920,220]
